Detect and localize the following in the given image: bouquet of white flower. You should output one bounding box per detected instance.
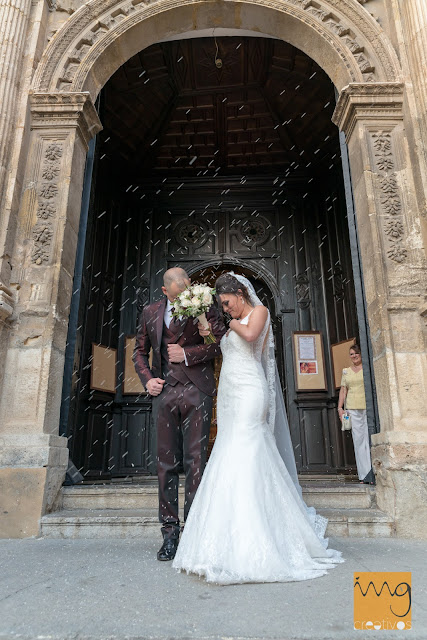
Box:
[171,283,216,344]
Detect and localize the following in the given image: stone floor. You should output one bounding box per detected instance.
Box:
[0,536,426,640]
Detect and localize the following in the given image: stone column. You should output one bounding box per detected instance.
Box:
[0,0,33,353]
[0,92,102,538]
[333,83,427,538]
[396,0,427,193]
[0,0,32,215]
[388,0,427,253]
[0,0,53,449]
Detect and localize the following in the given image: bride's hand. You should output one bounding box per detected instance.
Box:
[197,321,212,337]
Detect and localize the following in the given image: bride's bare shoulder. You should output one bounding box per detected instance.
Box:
[251,305,268,319]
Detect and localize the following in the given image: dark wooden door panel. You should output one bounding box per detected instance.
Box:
[299,406,331,470]
[84,405,114,478]
[119,409,152,475]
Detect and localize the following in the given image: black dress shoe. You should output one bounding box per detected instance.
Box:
[157,537,179,561]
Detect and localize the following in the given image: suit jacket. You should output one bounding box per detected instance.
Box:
[132,298,226,397]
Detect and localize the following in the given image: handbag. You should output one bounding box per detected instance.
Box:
[341,411,352,431]
[341,397,352,431]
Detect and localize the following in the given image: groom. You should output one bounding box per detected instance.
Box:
[133,267,226,560]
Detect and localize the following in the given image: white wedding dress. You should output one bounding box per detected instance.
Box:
[172,306,344,585]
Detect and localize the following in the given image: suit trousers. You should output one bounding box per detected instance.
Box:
[152,380,213,539]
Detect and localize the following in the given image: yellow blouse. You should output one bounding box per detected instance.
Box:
[340,367,366,410]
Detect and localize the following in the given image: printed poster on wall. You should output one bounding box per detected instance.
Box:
[292,331,327,391]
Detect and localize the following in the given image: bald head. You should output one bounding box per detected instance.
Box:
[163,267,190,288]
[162,267,190,302]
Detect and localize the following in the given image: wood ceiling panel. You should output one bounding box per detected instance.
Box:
[100,37,338,178]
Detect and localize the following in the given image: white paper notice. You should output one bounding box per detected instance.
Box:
[298,335,316,361]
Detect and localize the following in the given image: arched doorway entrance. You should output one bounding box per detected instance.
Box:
[63,36,365,480]
[7,0,427,539]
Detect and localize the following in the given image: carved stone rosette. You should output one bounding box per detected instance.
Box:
[27,93,102,268]
[333,83,408,265]
[31,144,62,265]
[371,131,407,264]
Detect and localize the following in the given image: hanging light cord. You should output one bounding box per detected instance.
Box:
[213,30,222,69]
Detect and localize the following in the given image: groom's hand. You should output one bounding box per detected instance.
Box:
[168,344,185,363]
[146,378,165,396]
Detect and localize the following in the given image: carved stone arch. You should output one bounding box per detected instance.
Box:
[32,0,402,99]
[4,0,426,542]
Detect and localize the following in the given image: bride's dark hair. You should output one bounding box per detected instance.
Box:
[215,273,251,303]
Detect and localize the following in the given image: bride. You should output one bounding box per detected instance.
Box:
[172,272,344,585]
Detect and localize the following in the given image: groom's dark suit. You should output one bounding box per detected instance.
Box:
[133,297,226,539]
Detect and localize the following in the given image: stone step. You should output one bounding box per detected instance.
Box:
[41,509,160,539]
[62,485,162,510]
[62,482,374,511]
[302,484,375,509]
[299,474,359,482]
[40,505,394,539]
[320,508,395,538]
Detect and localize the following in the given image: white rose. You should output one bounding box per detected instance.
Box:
[202,293,213,305]
[191,296,201,308]
[181,298,191,308]
[192,285,203,296]
[181,289,191,298]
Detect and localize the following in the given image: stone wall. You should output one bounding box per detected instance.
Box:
[0,0,425,538]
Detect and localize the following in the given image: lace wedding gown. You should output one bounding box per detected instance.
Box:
[172,310,344,585]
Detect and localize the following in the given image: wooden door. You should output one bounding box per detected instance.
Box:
[65,170,358,479]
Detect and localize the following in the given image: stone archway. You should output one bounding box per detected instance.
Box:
[1,0,426,538]
[32,0,401,96]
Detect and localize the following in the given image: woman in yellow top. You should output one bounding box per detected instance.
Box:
[338,343,375,485]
